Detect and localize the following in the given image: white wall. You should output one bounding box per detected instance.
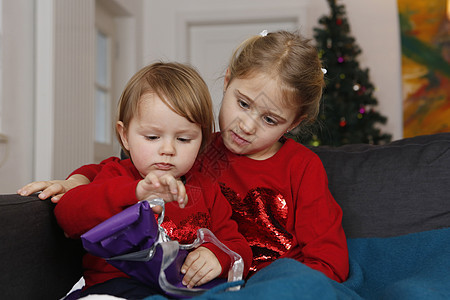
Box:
[344,0,402,141]
[0,0,35,193]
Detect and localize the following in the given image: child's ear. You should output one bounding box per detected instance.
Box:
[116,121,130,151]
[289,115,307,131]
[223,68,231,91]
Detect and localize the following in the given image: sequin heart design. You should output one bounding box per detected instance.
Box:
[161,212,210,244]
[219,183,293,272]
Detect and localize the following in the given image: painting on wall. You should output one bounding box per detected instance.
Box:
[398,0,450,137]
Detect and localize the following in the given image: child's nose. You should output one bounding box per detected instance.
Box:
[239,114,257,135]
[159,139,175,156]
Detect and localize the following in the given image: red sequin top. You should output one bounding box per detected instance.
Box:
[192,134,349,282]
[56,157,252,289]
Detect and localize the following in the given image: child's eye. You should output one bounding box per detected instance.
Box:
[263,116,277,125]
[177,137,191,143]
[238,99,250,109]
[145,135,159,141]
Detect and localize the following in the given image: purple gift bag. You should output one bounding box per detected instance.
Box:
[81,199,243,298]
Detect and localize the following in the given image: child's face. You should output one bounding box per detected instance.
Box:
[117,93,202,179]
[219,73,299,160]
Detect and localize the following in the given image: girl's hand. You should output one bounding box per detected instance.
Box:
[181,246,222,288]
[136,172,188,212]
[16,174,90,203]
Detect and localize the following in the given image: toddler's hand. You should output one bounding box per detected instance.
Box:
[17,174,90,203]
[136,172,188,211]
[181,246,222,288]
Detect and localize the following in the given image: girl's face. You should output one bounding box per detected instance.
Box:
[219,72,300,160]
[117,93,202,178]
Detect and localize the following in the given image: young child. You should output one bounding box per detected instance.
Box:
[51,62,252,298]
[19,30,348,283]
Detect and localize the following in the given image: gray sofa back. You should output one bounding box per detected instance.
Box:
[311,132,450,238]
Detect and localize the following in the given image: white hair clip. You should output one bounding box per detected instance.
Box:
[321,68,327,74]
[259,30,268,37]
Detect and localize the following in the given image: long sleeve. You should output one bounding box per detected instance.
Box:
[288,155,349,282]
[67,157,112,181]
[55,158,140,238]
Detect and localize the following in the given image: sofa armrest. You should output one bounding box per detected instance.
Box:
[0,193,84,299]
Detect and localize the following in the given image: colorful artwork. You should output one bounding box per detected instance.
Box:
[398,0,450,137]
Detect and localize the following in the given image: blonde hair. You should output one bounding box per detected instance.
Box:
[116,62,214,157]
[227,30,324,126]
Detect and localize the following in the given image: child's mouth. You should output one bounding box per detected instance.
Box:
[154,163,174,170]
[230,131,250,146]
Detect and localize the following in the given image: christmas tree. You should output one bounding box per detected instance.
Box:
[293,0,392,146]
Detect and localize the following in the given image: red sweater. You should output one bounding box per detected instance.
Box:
[192,134,349,282]
[71,134,349,283]
[55,157,252,289]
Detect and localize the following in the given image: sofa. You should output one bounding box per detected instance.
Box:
[1,132,449,299]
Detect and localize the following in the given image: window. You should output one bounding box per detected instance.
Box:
[94,0,118,162]
[95,30,111,144]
